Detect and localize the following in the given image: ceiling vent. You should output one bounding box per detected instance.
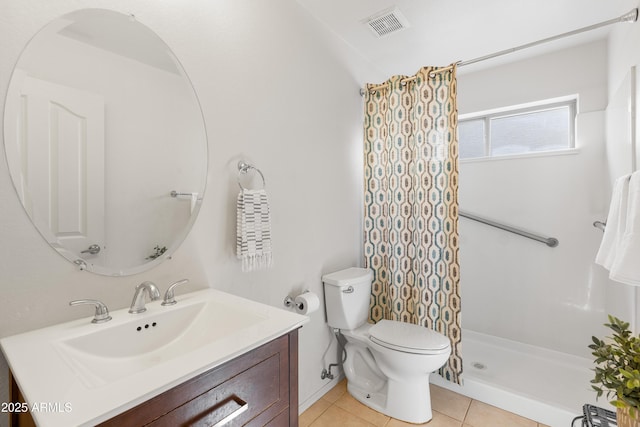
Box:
[363,7,410,38]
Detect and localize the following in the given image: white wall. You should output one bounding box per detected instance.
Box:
[610,10,640,103]
[456,40,611,357]
[609,7,640,179]
[608,9,640,333]
[0,1,369,423]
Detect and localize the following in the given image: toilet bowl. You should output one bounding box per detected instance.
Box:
[322,268,452,424]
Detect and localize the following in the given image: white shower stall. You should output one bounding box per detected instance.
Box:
[430,39,639,427]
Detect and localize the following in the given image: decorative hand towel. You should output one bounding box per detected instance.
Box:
[236,189,273,272]
[610,171,640,285]
[596,174,631,270]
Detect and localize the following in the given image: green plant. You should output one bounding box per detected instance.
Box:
[590,315,640,418]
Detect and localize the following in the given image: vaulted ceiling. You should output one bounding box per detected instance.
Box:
[296,0,638,77]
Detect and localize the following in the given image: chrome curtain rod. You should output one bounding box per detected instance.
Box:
[460,8,638,68]
[459,210,559,248]
[360,8,638,95]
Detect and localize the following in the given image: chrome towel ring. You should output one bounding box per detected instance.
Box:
[237,161,266,190]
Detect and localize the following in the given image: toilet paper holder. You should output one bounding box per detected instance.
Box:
[283,295,303,310]
[284,291,320,315]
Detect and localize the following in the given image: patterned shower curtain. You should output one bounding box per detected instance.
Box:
[363,65,462,384]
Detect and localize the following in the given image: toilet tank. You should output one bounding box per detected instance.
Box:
[322,267,373,330]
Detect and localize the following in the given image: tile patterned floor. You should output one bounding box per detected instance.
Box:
[300,379,551,427]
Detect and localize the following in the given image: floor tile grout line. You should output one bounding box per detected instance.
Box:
[315,397,475,426]
[462,397,473,423]
[309,393,470,426]
[304,397,333,427]
[332,398,380,427]
[305,381,544,427]
[316,399,331,424]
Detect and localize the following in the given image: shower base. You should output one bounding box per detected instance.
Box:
[430,329,606,427]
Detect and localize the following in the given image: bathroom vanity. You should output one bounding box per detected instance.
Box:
[2,289,307,427]
[97,332,297,426]
[0,8,309,426]
[9,331,298,426]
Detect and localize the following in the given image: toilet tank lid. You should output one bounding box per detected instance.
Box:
[369,319,451,352]
[322,267,373,287]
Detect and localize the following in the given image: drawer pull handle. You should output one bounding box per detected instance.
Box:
[211,396,248,427]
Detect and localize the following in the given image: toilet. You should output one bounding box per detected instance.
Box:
[322,267,451,424]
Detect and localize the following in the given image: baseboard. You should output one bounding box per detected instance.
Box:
[298,373,345,414]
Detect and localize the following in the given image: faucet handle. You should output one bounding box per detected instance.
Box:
[70,299,112,324]
[162,279,189,306]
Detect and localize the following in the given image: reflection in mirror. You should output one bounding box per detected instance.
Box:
[3,9,208,276]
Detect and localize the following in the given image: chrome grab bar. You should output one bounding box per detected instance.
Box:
[170,191,195,198]
[459,210,559,248]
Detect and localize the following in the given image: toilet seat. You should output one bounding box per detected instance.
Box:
[369,320,450,355]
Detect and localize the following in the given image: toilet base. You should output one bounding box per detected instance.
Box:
[346,375,434,424]
[347,381,387,416]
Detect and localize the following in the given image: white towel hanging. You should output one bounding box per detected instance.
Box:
[610,171,640,285]
[596,174,631,270]
[236,188,273,272]
[596,171,640,286]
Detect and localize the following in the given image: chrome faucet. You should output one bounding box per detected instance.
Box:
[70,299,112,323]
[162,279,189,306]
[129,281,160,314]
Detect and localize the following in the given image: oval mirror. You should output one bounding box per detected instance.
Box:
[3,9,208,276]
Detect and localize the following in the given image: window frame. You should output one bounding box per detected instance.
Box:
[458,96,578,161]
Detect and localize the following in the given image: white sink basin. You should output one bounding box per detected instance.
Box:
[56,296,266,387]
[61,302,210,359]
[0,288,308,427]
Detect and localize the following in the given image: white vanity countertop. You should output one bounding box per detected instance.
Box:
[0,288,308,427]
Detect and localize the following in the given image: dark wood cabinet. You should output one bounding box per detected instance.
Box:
[10,329,299,427]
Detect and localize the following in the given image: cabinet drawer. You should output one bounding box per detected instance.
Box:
[97,331,297,427]
[149,352,283,426]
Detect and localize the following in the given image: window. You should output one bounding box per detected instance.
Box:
[458,98,576,160]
